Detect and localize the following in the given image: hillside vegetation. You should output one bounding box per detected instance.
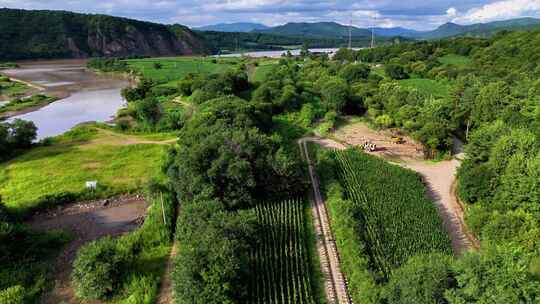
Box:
[0,8,207,60]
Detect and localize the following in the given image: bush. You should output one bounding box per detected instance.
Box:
[72,237,127,300]
[321,77,349,113]
[0,285,25,304]
[339,64,371,83]
[385,64,409,80]
[383,253,456,304]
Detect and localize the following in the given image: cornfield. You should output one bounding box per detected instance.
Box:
[249,199,317,304]
[334,149,452,277]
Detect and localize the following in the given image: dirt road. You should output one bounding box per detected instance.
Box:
[299,139,351,304]
[28,195,147,304]
[156,244,178,304]
[87,128,178,146]
[402,160,479,254]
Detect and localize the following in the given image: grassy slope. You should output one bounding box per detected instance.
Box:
[0,125,175,213]
[252,61,278,83]
[438,54,472,67]
[398,78,451,98]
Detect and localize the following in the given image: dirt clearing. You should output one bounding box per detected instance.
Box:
[331,118,424,161]
[27,194,147,304]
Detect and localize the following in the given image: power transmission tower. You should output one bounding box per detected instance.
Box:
[348,13,353,49]
[371,16,376,48]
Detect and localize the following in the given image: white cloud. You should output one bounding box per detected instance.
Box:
[446,7,457,18]
[453,0,540,24]
[202,0,287,12]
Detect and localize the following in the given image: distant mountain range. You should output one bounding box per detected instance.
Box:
[195,22,270,33]
[197,18,540,40]
[255,22,372,38]
[414,18,540,39]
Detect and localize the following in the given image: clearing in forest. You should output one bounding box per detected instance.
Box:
[331,118,424,161]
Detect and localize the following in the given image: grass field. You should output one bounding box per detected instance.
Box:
[438,54,472,67]
[398,78,451,98]
[0,95,57,117]
[0,76,28,99]
[371,65,386,78]
[0,124,176,214]
[124,57,239,85]
[252,61,278,82]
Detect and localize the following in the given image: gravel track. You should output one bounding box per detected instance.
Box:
[299,139,352,304]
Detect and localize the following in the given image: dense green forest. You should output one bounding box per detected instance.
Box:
[0,8,207,60]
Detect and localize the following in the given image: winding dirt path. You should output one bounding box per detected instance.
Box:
[299,138,351,304]
[87,128,178,146]
[156,244,178,304]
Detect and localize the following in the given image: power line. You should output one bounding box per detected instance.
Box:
[371,16,376,49]
[348,12,353,49]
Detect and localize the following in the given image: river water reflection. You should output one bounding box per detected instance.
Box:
[2,60,128,140]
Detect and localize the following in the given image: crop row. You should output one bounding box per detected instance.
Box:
[249,199,316,304]
[334,149,452,277]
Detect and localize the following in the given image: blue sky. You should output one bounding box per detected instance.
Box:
[1,0,540,30]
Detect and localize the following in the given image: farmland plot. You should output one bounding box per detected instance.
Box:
[249,199,318,304]
[334,149,452,277]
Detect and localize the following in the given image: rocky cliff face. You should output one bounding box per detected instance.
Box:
[0,8,208,60]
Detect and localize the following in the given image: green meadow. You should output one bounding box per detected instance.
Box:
[0,125,176,214]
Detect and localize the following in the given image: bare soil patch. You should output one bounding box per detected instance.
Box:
[331,118,424,161]
[27,194,148,304]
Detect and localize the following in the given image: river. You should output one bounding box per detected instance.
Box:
[217,48,363,58]
[1,60,129,140]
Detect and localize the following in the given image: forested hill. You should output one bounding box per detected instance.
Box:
[418,18,540,39]
[0,8,208,60]
[256,22,372,38]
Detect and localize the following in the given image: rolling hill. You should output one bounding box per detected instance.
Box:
[414,17,540,39]
[256,22,373,38]
[195,22,270,32]
[252,18,540,40]
[0,8,208,60]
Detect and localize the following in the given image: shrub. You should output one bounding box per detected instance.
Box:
[385,64,409,80]
[383,253,456,304]
[72,237,127,300]
[321,77,349,113]
[339,64,371,83]
[0,285,25,304]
